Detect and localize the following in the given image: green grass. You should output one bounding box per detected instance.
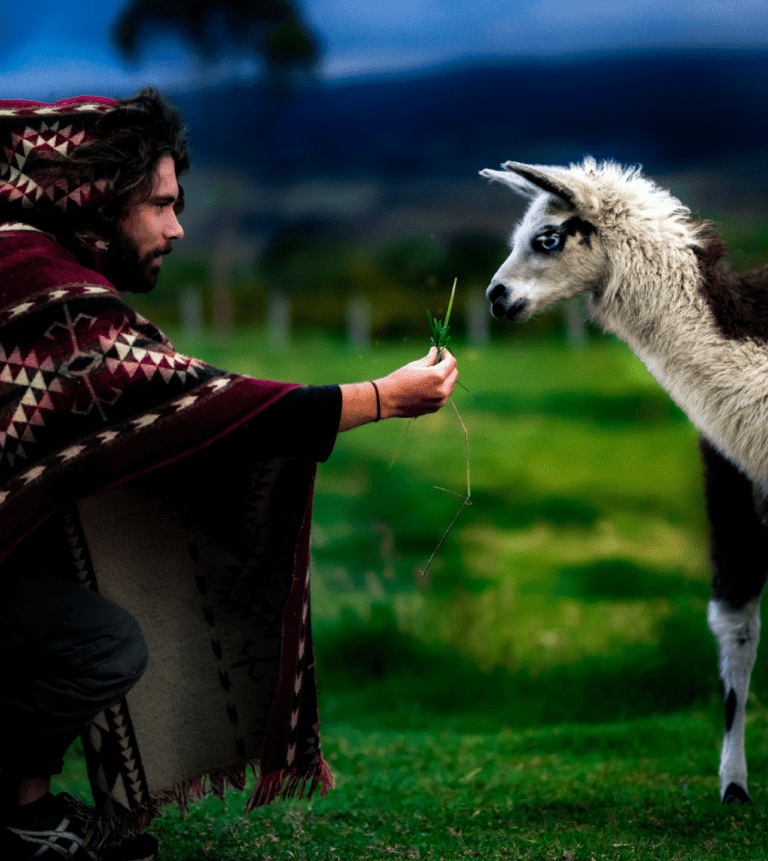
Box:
[57,330,768,859]
[64,710,768,860]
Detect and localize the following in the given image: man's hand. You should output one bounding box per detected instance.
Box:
[339,347,458,431]
[375,347,458,418]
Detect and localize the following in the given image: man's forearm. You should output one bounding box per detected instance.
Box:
[338,381,381,431]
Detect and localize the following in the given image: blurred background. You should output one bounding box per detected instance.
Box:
[2,0,767,339]
[8,2,768,728]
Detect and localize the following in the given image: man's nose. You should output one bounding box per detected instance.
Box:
[165,212,184,241]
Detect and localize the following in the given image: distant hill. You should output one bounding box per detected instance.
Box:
[173,49,768,180]
[168,50,768,248]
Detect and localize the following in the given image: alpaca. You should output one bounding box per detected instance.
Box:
[481,157,768,804]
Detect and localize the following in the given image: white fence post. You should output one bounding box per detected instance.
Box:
[180,285,203,340]
[467,291,490,347]
[211,224,236,339]
[267,289,291,352]
[563,296,588,347]
[347,294,372,351]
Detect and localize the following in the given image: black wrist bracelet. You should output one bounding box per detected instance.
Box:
[370,380,381,422]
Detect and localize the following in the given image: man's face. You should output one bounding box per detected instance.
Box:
[105,154,184,293]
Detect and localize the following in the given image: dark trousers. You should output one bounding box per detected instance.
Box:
[0,568,148,777]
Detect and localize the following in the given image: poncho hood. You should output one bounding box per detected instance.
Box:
[0,96,120,270]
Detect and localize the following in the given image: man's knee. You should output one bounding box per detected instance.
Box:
[118,611,149,686]
[1,569,150,709]
[68,602,149,700]
[102,606,149,687]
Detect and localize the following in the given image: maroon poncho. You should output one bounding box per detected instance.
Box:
[0,96,332,839]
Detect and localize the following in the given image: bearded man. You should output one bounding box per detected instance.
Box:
[0,89,457,861]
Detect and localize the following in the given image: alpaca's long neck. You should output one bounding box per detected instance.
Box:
[591,241,704,364]
[591,246,768,491]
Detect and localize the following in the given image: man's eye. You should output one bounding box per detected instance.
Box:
[532,232,563,253]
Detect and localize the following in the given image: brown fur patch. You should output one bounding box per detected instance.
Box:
[698,235,768,343]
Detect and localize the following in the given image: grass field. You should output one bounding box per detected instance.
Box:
[60,329,768,859]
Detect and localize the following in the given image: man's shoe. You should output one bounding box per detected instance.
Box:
[0,793,158,861]
[0,792,98,859]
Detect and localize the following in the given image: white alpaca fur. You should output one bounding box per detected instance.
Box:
[707,598,760,798]
[482,157,768,803]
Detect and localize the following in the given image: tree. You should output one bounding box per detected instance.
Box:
[113,0,321,336]
[113,0,319,94]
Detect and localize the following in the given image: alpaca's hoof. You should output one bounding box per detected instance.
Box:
[722,783,752,804]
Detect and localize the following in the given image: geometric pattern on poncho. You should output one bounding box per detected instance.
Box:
[0,120,110,213]
[0,283,224,496]
[0,99,116,258]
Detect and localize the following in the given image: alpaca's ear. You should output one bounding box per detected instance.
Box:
[480,162,580,208]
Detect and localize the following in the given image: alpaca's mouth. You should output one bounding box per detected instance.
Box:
[487,281,528,321]
[490,298,527,321]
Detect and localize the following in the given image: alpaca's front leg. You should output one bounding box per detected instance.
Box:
[708,597,761,802]
[700,437,768,803]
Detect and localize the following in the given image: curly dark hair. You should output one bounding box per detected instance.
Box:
[70,86,190,219]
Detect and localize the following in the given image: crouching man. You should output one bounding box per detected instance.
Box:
[0,89,457,860]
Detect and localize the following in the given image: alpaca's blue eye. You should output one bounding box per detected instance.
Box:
[533,232,563,253]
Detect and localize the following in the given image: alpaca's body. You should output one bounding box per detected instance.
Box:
[605,271,768,497]
[482,158,768,803]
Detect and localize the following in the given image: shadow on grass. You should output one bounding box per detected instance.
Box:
[315,602,722,731]
[550,558,710,602]
[472,389,689,426]
[468,487,603,529]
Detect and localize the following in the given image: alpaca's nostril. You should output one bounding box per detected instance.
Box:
[487,282,506,303]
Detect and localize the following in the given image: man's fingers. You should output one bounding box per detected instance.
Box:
[438,349,456,371]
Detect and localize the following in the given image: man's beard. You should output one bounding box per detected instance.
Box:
[103,230,172,294]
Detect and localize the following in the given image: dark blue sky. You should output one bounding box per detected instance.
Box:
[0,0,766,99]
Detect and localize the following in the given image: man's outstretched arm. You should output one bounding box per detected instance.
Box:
[338,347,458,431]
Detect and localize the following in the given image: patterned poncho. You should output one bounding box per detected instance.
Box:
[0,96,332,839]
